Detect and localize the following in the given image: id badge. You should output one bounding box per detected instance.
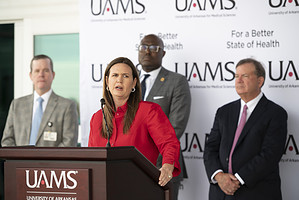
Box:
[44,131,57,141]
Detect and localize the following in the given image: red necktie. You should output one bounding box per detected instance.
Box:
[228,104,248,174]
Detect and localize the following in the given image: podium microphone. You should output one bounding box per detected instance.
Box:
[100,98,111,147]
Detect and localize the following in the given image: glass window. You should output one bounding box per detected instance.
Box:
[34,33,79,105]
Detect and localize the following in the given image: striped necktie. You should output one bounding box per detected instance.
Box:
[141,74,150,100]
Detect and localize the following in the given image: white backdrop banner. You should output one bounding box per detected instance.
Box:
[80,0,299,199]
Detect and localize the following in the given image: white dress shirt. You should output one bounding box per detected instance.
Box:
[140,67,161,100]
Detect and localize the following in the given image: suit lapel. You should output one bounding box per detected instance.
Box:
[236,95,268,146]
[228,100,241,149]
[36,92,58,142]
[25,95,34,143]
[146,67,168,101]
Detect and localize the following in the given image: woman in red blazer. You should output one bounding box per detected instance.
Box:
[88,57,181,186]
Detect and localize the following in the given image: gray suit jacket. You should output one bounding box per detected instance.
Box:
[1,92,78,147]
[145,67,191,179]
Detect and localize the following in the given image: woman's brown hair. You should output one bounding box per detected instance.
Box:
[101,57,141,138]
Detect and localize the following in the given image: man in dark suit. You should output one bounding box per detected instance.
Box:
[138,34,191,200]
[2,54,78,147]
[204,58,287,200]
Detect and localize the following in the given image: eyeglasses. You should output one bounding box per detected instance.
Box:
[138,45,162,53]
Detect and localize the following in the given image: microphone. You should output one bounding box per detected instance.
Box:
[100,98,111,147]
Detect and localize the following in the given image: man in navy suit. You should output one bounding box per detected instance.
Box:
[204,58,287,200]
[138,34,191,200]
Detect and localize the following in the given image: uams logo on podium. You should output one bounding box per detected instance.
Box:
[16,168,89,200]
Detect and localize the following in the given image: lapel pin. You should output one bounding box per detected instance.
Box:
[48,122,53,127]
[160,77,165,82]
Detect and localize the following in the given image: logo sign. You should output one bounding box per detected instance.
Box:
[17,168,89,200]
[269,0,299,8]
[175,0,236,12]
[90,0,146,16]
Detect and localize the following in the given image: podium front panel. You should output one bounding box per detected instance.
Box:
[0,147,172,200]
[5,160,106,200]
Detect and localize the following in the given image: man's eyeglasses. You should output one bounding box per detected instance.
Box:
[138,45,162,53]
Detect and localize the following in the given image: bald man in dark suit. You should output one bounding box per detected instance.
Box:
[138,34,191,200]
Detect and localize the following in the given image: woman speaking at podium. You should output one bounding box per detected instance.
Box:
[88,57,181,186]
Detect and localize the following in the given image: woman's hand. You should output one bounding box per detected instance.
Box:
[158,163,174,186]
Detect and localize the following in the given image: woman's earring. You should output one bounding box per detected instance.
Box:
[106,86,109,91]
[131,88,136,92]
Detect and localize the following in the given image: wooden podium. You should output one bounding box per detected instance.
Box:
[0,146,173,200]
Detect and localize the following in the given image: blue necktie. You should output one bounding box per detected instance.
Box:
[29,97,44,145]
[141,74,150,100]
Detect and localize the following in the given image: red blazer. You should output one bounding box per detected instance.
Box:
[88,101,181,177]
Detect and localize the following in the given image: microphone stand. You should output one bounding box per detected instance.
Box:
[101,98,111,147]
